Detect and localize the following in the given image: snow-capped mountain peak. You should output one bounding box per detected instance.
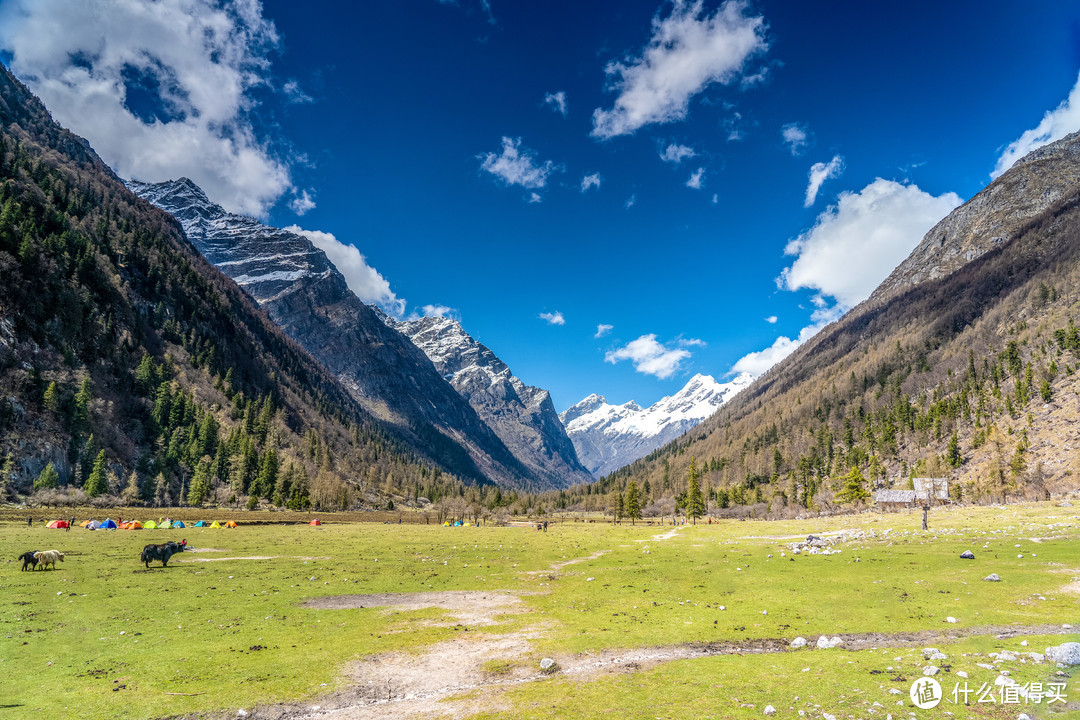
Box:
[560,371,754,477]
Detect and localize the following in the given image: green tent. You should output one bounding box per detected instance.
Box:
[158,520,172,529]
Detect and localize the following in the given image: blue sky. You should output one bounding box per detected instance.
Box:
[3,1,1080,411]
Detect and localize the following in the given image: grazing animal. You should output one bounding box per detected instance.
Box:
[140,539,186,568]
[18,551,39,571]
[33,550,64,570]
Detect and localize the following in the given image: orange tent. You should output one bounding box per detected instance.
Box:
[119,521,143,529]
[224,521,238,528]
[46,520,69,529]
[309,519,322,526]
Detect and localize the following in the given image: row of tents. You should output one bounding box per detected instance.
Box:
[46,519,240,529]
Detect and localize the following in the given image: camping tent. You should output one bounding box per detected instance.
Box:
[46,520,69,529]
[85,520,100,530]
[99,518,117,529]
[143,520,158,529]
[158,520,172,529]
[78,519,94,528]
[120,521,142,529]
[208,521,221,529]
[171,520,184,528]
[193,521,206,527]
[224,521,238,528]
[309,519,322,526]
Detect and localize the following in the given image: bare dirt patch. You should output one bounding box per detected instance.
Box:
[302,591,523,627]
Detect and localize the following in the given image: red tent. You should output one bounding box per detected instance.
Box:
[46,520,69,529]
[309,519,322,526]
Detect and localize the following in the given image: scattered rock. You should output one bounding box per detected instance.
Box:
[922,648,939,659]
[922,666,939,676]
[946,616,958,624]
[1045,642,1080,666]
[764,705,776,716]
[957,670,968,678]
[540,657,558,672]
[930,652,947,661]
[960,550,975,559]
[791,637,807,648]
[983,573,1001,582]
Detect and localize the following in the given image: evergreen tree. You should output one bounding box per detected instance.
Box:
[254,447,278,500]
[187,457,213,506]
[946,432,962,468]
[625,480,642,525]
[34,463,59,491]
[835,465,870,505]
[73,377,92,429]
[43,381,59,412]
[685,456,705,523]
[84,449,108,497]
[0,452,14,500]
[121,470,141,505]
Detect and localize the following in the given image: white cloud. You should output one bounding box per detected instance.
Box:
[282,79,313,104]
[595,323,614,338]
[528,192,543,204]
[711,193,719,204]
[605,334,692,379]
[660,143,697,164]
[0,0,297,217]
[731,323,820,376]
[420,304,455,318]
[284,225,406,317]
[581,173,602,192]
[992,70,1080,178]
[680,337,705,347]
[781,122,808,156]
[625,194,637,209]
[289,189,316,216]
[804,155,844,207]
[479,136,556,190]
[591,0,768,139]
[765,315,777,324]
[540,311,566,326]
[725,110,745,141]
[779,178,962,309]
[544,90,568,117]
[686,167,705,189]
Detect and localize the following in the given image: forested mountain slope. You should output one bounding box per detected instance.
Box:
[595,131,1080,516]
[0,63,472,509]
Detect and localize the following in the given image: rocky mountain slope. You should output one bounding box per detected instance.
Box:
[384,315,591,488]
[128,178,543,488]
[602,129,1080,513]
[560,372,754,477]
[0,63,459,507]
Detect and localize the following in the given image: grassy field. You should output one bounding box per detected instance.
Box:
[1,502,1077,719]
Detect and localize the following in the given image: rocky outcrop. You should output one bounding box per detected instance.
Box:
[388,316,590,489]
[871,130,1080,304]
[129,179,534,487]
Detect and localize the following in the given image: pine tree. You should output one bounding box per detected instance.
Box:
[84,450,108,497]
[43,381,60,412]
[187,457,212,506]
[946,432,962,468]
[33,463,59,491]
[73,377,92,429]
[254,447,278,500]
[625,480,642,525]
[685,456,705,523]
[121,470,141,505]
[835,465,870,505]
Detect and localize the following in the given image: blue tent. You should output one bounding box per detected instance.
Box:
[172,520,186,528]
[99,518,117,529]
[193,520,206,527]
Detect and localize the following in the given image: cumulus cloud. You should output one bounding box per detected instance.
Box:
[660,143,697,164]
[581,172,602,192]
[686,167,705,189]
[540,311,566,326]
[0,0,298,217]
[781,122,808,156]
[992,70,1080,178]
[605,334,693,379]
[730,323,821,376]
[284,225,405,317]
[765,315,777,324]
[778,178,962,309]
[479,136,556,191]
[804,155,844,207]
[544,90,568,116]
[591,0,768,139]
[289,189,316,216]
[595,323,614,338]
[420,304,455,318]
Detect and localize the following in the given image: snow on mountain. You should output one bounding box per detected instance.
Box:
[560,372,755,477]
[384,314,592,488]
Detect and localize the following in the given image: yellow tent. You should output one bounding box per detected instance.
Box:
[209,521,222,529]
[143,520,158,529]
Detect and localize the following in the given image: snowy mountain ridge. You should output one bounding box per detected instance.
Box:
[560,372,755,477]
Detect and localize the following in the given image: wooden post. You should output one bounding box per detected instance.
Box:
[922,504,928,531]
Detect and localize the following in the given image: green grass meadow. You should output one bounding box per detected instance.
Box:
[1,503,1077,718]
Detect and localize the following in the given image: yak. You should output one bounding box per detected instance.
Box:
[18,551,39,571]
[140,539,186,568]
[33,550,63,570]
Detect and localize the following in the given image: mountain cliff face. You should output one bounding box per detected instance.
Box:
[560,372,754,477]
[384,315,590,488]
[607,130,1080,511]
[871,129,1080,305]
[128,178,536,488]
